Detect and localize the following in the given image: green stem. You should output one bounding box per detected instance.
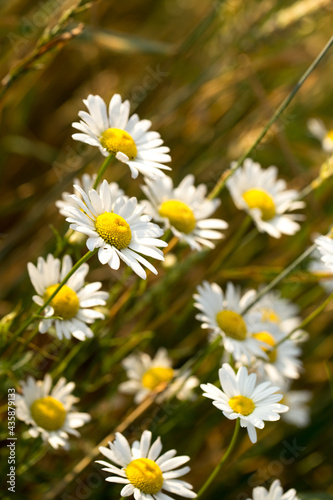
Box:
[17,445,47,475]
[197,420,240,498]
[298,182,316,200]
[93,154,114,189]
[51,340,85,379]
[276,290,333,347]
[15,326,39,355]
[208,34,333,200]
[241,243,317,315]
[7,250,97,348]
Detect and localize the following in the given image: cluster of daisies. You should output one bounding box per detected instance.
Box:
[17,94,332,500]
[194,282,312,442]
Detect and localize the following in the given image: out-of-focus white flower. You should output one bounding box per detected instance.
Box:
[315,235,333,273]
[17,374,90,449]
[251,325,303,386]
[247,480,299,500]
[119,349,199,404]
[281,387,311,428]
[227,158,305,238]
[194,281,266,362]
[252,291,301,335]
[309,248,333,293]
[307,118,333,153]
[141,174,228,250]
[27,254,108,341]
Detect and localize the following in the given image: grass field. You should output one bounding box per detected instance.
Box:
[1,1,333,499]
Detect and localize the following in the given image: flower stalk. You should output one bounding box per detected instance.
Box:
[197,420,240,498]
[93,153,114,189]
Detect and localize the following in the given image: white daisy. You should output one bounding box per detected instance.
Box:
[119,348,199,404]
[247,480,299,500]
[96,430,197,499]
[27,254,108,341]
[164,370,199,403]
[252,291,301,335]
[17,374,90,449]
[315,235,333,272]
[307,118,333,153]
[280,388,311,428]
[227,158,305,238]
[250,325,303,386]
[141,174,228,250]
[56,173,125,217]
[193,281,266,362]
[309,248,333,293]
[72,94,171,179]
[201,363,288,443]
[64,180,168,279]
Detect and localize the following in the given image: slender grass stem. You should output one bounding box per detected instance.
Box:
[209,215,252,274]
[4,250,97,351]
[208,34,333,200]
[241,243,317,315]
[93,154,114,189]
[51,338,88,379]
[196,420,240,498]
[17,446,47,475]
[14,326,39,356]
[276,290,333,347]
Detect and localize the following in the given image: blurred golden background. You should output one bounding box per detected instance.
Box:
[1,1,333,499]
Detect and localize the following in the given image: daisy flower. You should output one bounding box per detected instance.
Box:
[201,363,288,443]
[141,174,228,250]
[193,281,266,362]
[17,374,90,449]
[64,180,168,279]
[251,325,303,386]
[247,480,299,500]
[307,118,333,153]
[96,430,197,499]
[314,235,333,272]
[56,173,125,217]
[309,248,333,292]
[27,254,108,341]
[72,94,171,179]
[227,158,305,238]
[280,387,311,428]
[119,348,199,404]
[252,291,301,335]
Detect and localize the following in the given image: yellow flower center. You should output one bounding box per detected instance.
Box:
[216,310,247,341]
[95,212,132,249]
[229,395,255,416]
[100,128,137,159]
[44,284,80,320]
[261,308,280,323]
[142,367,174,390]
[242,189,276,220]
[125,458,163,494]
[159,200,196,234]
[30,396,66,431]
[325,130,333,142]
[253,331,277,362]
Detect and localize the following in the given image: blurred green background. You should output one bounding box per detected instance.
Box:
[1,0,333,499]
